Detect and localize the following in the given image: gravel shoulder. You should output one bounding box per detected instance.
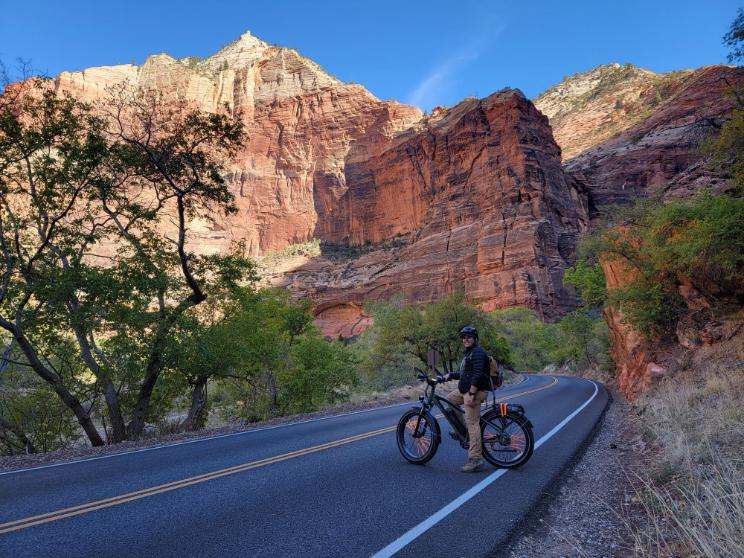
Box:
[503,387,645,558]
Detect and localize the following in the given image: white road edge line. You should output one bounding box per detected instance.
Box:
[370,380,600,558]
[0,374,532,477]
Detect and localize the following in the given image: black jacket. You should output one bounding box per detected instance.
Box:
[449,344,491,394]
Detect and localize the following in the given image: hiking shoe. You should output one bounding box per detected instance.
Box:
[460,458,483,473]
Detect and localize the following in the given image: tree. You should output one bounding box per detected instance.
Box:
[209,289,356,422]
[724,8,744,63]
[0,80,112,445]
[363,293,511,382]
[0,78,252,444]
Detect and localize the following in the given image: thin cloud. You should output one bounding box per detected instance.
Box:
[406,26,505,110]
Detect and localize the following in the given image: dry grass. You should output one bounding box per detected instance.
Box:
[629,331,744,557]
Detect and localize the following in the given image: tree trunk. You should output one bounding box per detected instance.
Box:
[182,376,208,431]
[266,371,279,417]
[126,296,205,439]
[103,380,126,443]
[69,321,127,443]
[7,328,104,447]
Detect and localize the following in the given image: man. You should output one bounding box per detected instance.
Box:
[443,325,491,472]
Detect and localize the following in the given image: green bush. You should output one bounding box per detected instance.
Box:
[198,289,357,422]
[356,293,512,389]
[490,308,560,371]
[491,307,612,372]
[564,261,606,308]
[1,384,81,454]
[578,193,744,337]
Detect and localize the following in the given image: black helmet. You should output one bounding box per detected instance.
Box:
[459,325,478,339]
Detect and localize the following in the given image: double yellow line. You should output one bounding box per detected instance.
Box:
[0,376,558,535]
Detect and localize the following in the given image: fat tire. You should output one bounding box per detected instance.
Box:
[396,408,440,464]
[480,409,535,469]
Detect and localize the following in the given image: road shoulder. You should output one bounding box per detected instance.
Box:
[503,388,643,558]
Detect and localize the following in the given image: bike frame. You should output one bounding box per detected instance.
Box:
[414,377,478,445]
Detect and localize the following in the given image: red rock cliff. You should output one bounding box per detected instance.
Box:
[284,90,589,331]
[50,33,590,334]
[54,32,422,256]
[536,64,744,207]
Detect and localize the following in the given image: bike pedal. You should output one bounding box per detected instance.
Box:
[448,431,459,441]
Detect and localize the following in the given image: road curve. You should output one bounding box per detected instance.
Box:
[0,375,607,558]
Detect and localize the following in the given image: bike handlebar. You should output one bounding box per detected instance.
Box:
[415,368,446,387]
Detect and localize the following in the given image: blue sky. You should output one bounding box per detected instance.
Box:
[1,1,740,110]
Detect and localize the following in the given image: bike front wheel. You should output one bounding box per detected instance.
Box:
[480,409,534,468]
[396,408,440,464]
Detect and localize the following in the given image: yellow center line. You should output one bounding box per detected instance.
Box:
[0,376,558,535]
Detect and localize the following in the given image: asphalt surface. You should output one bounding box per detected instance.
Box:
[0,375,607,558]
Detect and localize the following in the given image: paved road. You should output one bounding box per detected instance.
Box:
[0,375,607,558]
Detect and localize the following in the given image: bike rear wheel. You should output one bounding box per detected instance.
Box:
[480,410,534,468]
[396,408,440,464]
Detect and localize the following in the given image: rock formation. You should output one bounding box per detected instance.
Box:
[599,253,664,399]
[535,64,744,207]
[51,32,590,335]
[49,32,739,361]
[55,32,422,256]
[538,63,744,396]
[283,91,589,332]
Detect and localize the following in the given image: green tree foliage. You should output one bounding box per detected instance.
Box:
[723,8,744,63]
[489,308,559,371]
[704,107,744,194]
[575,192,744,338]
[201,289,357,422]
[0,341,83,454]
[489,307,611,372]
[358,293,511,389]
[564,261,607,308]
[0,78,254,445]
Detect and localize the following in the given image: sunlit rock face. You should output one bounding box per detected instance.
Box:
[55,32,422,257]
[281,90,590,329]
[50,32,591,335]
[535,64,744,208]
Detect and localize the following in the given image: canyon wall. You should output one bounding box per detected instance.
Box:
[49,32,742,384]
[536,63,744,207]
[55,32,422,256]
[283,90,589,334]
[52,32,589,332]
[538,63,744,396]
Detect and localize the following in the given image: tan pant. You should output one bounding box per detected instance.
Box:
[447,389,487,460]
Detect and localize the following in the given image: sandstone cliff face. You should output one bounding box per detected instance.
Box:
[55,32,422,256]
[283,90,589,330]
[535,63,666,160]
[51,33,590,334]
[536,64,744,207]
[599,254,663,399]
[544,63,744,397]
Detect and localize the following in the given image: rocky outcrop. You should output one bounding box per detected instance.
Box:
[535,63,666,160]
[536,64,744,208]
[601,249,742,399]
[50,33,590,334]
[599,254,664,399]
[282,90,589,330]
[55,32,422,256]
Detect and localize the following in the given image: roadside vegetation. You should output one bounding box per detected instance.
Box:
[0,74,356,453]
[565,14,744,554]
